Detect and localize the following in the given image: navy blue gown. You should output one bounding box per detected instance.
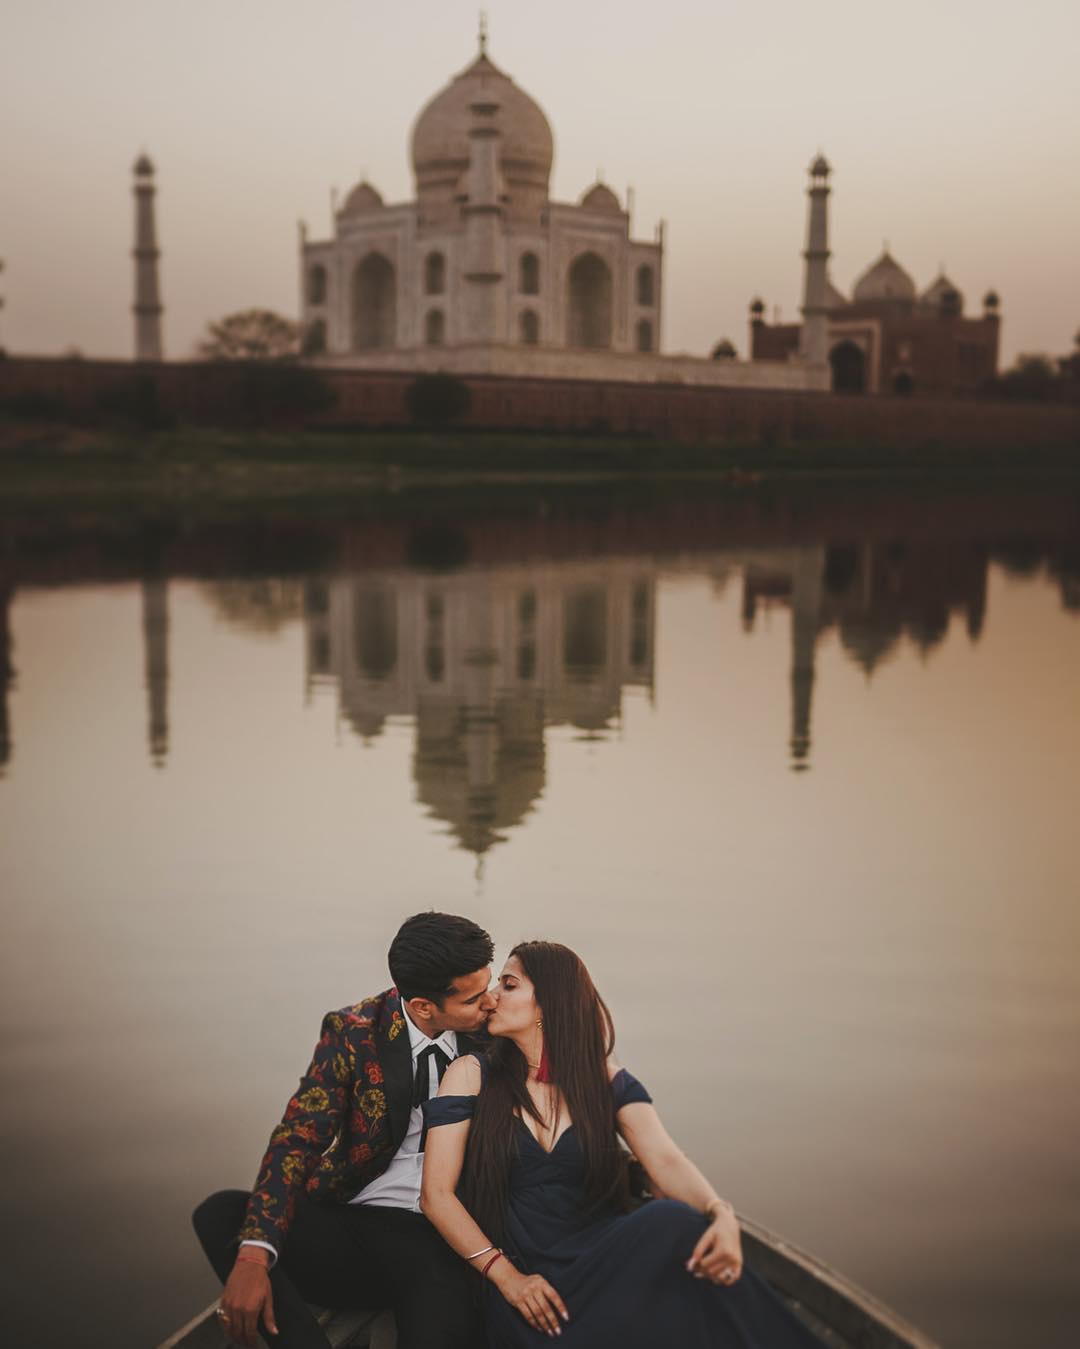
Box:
[423,1059,826,1349]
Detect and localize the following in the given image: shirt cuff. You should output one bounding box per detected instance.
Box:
[239,1239,278,1268]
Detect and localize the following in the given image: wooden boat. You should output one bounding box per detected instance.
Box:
[158,1212,939,1349]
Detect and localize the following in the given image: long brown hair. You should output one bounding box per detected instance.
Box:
[460,941,630,1247]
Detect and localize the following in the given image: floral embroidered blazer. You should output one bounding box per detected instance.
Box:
[239,988,481,1249]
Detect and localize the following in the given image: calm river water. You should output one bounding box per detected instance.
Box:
[1,485,1078,1349]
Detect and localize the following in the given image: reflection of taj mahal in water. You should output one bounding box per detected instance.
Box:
[302,561,655,854]
[293,539,996,847]
[5,533,1073,832]
[735,541,989,768]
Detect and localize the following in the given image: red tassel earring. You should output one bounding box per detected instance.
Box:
[535,1019,553,1083]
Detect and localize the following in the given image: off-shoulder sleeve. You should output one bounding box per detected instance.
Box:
[612,1068,652,1111]
[422,1094,476,1128]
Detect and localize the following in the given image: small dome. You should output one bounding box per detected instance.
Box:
[340,181,384,217]
[809,154,831,178]
[983,289,1000,310]
[580,182,621,213]
[133,154,155,177]
[853,251,916,304]
[919,273,964,315]
[411,49,553,223]
[711,339,737,360]
[749,296,766,316]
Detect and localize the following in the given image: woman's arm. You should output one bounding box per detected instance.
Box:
[617,1099,743,1284]
[420,1056,569,1337]
[419,1057,497,1263]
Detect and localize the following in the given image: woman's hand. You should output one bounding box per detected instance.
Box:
[687,1200,743,1286]
[490,1259,569,1337]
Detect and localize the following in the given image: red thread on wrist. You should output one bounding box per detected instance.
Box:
[481,1251,503,1279]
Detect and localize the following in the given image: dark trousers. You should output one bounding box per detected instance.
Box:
[193,1189,482,1349]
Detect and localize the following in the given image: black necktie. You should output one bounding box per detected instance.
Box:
[412,1043,452,1108]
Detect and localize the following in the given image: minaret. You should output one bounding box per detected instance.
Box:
[461,73,505,345]
[748,296,766,361]
[789,547,824,771]
[132,154,163,361]
[0,583,14,773]
[799,154,831,373]
[141,577,169,766]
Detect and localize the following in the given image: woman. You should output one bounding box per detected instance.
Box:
[420,941,826,1347]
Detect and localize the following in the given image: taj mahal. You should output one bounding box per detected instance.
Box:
[128,25,1001,396]
[293,27,829,392]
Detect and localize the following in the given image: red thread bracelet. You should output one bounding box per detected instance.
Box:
[481,1251,503,1279]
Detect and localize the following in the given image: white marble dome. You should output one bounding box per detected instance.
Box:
[853,251,917,304]
[580,182,621,213]
[339,180,384,218]
[410,50,554,222]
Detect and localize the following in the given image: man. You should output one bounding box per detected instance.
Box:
[193,912,496,1349]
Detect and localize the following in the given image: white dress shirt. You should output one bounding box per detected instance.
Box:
[350,1004,457,1211]
[241,1003,457,1260]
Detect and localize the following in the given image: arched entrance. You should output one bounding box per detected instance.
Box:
[567,253,613,349]
[519,252,540,295]
[425,309,445,346]
[892,370,914,396]
[353,589,397,680]
[352,253,396,350]
[301,318,326,356]
[520,309,539,345]
[307,265,327,305]
[830,341,866,394]
[424,252,445,296]
[563,587,608,677]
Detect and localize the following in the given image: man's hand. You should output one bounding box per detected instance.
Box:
[218,1250,278,1347]
[687,1200,743,1286]
[489,1258,569,1337]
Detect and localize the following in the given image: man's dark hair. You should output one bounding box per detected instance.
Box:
[388,911,494,1005]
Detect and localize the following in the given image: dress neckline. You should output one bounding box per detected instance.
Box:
[514,1114,577,1157]
[509,1066,634,1154]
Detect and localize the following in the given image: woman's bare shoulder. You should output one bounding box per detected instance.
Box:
[440,1052,484,1095]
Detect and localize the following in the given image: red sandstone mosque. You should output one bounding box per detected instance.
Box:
[747,161,1002,397]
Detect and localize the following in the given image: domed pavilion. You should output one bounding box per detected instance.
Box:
[852,250,917,306]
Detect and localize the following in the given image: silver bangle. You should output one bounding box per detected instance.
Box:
[465,1243,495,1261]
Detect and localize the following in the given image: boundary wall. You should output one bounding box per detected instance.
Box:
[1,357,1078,451]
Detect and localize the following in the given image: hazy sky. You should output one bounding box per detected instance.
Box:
[3,0,1078,365]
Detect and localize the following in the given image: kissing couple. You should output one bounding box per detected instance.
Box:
[195,912,824,1348]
